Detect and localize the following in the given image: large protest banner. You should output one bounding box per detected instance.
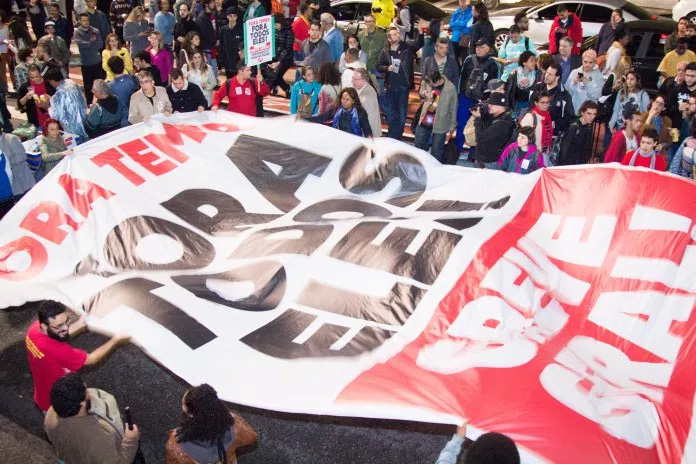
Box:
[1,112,695,463]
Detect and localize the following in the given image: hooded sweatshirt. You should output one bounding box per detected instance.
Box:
[85,95,123,138]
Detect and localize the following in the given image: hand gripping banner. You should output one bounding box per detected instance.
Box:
[1,112,695,463]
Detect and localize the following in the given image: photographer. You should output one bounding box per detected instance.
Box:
[471,93,516,169]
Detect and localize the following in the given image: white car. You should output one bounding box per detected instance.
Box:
[673,0,696,23]
[489,0,659,50]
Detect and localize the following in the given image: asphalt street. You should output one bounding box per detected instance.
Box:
[0,302,454,463]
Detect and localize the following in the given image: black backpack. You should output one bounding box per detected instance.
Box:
[464,56,486,101]
[503,114,520,151]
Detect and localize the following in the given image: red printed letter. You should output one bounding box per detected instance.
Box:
[0,236,48,280]
[118,139,177,176]
[58,174,115,218]
[91,147,146,186]
[20,201,82,244]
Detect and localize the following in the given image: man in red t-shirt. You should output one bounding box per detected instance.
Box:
[211,61,270,116]
[603,108,642,163]
[26,300,129,412]
[621,128,667,171]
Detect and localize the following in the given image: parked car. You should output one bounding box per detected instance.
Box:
[582,19,677,93]
[489,0,660,51]
[331,0,449,38]
[673,0,696,23]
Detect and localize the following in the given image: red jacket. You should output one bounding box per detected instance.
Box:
[212,76,270,116]
[604,129,636,163]
[548,12,583,55]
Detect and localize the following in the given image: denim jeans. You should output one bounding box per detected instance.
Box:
[414,125,448,163]
[294,50,304,82]
[456,94,473,151]
[384,84,409,140]
[414,124,432,151]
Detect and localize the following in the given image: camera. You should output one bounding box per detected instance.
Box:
[577,72,584,79]
[473,102,488,115]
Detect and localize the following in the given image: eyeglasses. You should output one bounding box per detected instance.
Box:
[49,321,69,330]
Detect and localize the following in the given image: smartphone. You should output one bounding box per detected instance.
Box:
[577,72,584,79]
[124,406,133,430]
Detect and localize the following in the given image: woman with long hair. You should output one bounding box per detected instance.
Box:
[8,16,33,52]
[178,31,200,70]
[102,33,134,80]
[147,30,173,83]
[308,87,373,138]
[338,34,366,73]
[599,54,631,148]
[182,47,216,107]
[469,2,493,55]
[123,6,150,56]
[316,62,341,115]
[608,69,650,135]
[165,384,257,464]
[520,91,553,158]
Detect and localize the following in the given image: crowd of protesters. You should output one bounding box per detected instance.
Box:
[0,0,695,221]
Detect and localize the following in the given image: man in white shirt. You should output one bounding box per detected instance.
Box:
[341,48,366,88]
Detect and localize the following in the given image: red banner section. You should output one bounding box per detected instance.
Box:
[339,168,696,463]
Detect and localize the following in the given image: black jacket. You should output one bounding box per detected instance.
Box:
[195,10,218,51]
[377,35,424,89]
[458,53,498,96]
[528,82,575,135]
[470,20,494,54]
[274,24,295,63]
[557,119,593,166]
[167,81,208,112]
[474,110,516,163]
[219,22,243,72]
[668,82,695,129]
[173,18,199,53]
[506,68,542,108]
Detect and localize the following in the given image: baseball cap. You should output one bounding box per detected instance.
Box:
[226,6,238,16]
[487,79,504,92]
[474,38,490,47]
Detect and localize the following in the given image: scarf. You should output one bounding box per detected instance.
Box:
[332,106,362,136]
[533,107,553,151]
[628,148,656,170]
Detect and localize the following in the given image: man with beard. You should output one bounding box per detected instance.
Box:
[45,373,140,463]
[25,300,129,413]
[173,1,199,56]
